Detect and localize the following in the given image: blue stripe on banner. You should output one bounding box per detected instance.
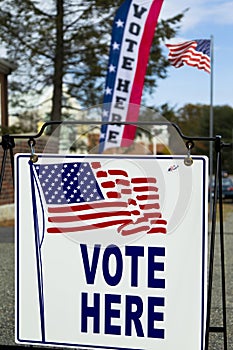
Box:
[103,0,132,105]
[100,0,132,152]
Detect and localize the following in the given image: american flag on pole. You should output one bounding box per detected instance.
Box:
[165,39,211,73]
[32,161,167,236]
[99,0,164,152]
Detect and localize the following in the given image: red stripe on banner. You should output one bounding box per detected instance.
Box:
[121,104,140,147]
[121,0,164,146]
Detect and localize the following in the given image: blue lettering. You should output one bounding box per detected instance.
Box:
[81,292,100,333]
[125,246,144,287]
[148,297,165,339]
[148,247,165,288]
[102,245,123,286]
[80,293,165,338]
[125,295,144,337]
[80,244,100,284]
[105,294,121,335]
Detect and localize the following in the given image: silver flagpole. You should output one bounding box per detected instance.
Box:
[209,35,214,217]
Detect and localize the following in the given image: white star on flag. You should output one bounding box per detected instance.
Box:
[109,64,116,73]
[103,109,109,117]
[116,19,124,28]
[105,87,112,95]
[112,42,120,50]
[100,132,106,139]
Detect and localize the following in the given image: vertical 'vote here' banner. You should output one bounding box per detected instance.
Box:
[99,0,164,152]
[15,154,208,350]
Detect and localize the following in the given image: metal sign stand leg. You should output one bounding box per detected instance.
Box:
[205,136,228,350]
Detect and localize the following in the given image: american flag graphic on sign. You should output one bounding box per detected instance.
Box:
[32,161,167,236]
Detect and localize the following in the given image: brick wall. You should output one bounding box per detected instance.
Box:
[0,136,58,205]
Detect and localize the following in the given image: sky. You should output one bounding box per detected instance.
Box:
[1,0,232,111]
[149,0,233,109]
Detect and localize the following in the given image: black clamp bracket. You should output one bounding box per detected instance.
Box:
[0,135,15,190]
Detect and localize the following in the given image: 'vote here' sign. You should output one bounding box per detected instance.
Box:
[15,154,208,350]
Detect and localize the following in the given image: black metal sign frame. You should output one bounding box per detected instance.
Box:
[0,120,229,350]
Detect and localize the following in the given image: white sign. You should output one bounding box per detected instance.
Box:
[15,154,208,350]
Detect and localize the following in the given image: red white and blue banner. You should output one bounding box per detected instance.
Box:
[15,154,208,350]
[99,0,164,152]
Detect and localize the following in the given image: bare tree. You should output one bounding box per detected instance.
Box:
[0,0,184,121]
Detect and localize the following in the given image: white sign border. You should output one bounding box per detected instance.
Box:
[15,154,208,350]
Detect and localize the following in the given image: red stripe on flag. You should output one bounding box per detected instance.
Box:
[108,170,128,177]
[136,194,159,200]
[121,189,132,195]
[139,203,160,210]
[133,186,158,192]
[47,219,133,234]
[151,219,167,225]
[96,171,108,178]
[131,177,157,184]
[106,192,121,198]
[121,225,150,236]
[48,209,140,223]
[116,179,130,186]
[101,181,115,188]
[128,198,137,206]
[48,201,127,213]
[147,227,167,234]
[143,212,161,219]
[91,162,101,169]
